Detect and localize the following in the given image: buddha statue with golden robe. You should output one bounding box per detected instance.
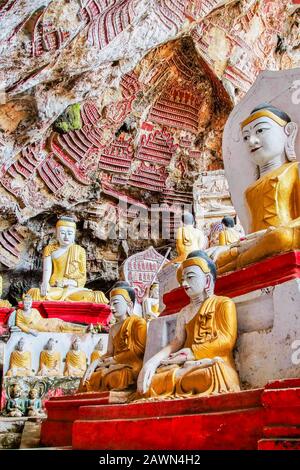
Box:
[218,216,240,246]
[212,104,300,274]
[80,282,147,392]
[142,282,160,320]
[27,217,108,304]
[6,338,34,377]
[14,294,86,335]
[137,251,240,398]
[172,212,206,264]
[90,338,104,363]
[37,338,61,376]
[64,337,87,377]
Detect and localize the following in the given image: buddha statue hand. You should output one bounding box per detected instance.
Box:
[206,245,229,262]
[137,357,161,395]
[82,358,103,384]
[40,282,49,297]
[57,279,77,288]
[161,347,195,366]
[101,356,116,366]
[183,356,225,369]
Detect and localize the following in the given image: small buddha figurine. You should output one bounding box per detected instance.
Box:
[142,282,160,320]
[137,250,240,398]
[6,338,34,377]
[37,338,61,376]
[80,281,147,392]
[26,388,45,417]
[172,212,206,264]
[64,337,87,377]
[214,104,300,274]
[27,216,108,303]
[14,294,87,335]
[0,275,11,308]
[218,216,240,246]
[90,338,104,363]
[6,384,27,417]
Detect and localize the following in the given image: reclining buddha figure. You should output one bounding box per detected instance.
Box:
[215,103,300,274]
[137,251,240,398]
[80,281,147,392]
[27,217,108,303]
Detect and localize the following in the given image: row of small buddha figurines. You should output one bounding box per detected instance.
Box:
[5,336,104,378]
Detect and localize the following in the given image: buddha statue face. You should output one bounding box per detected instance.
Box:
[46,338,55,351]
[149,284,159,299]
[181,265,210,299]
[56,225,76,247]
[16,338,25,352]
[12,384,21,398]
[29,388,38,399]
[242,116,288,167]
[72,338,80,351]
[110,295,131,320]
[23,295,32,311]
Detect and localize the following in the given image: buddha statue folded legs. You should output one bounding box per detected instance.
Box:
[214,104,300,274]
[27,217,108,304]
[138,251,240,399]
[80,282,147,393]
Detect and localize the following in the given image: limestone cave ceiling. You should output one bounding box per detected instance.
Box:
[0,0,299,297]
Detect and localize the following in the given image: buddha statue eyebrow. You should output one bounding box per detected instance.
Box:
[253,121,270,128]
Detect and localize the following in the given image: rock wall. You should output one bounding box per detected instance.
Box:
[0,0,299,301]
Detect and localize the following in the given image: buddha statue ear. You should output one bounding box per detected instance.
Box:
[126,300,134,316]
[205,273,214,297]
[284,121,298,161]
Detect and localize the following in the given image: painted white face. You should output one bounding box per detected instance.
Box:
[23,297,32,310]
[110,294,129,319]
[242,116,287,167]
[72,339,79,351]
[56,226,76,247]
[181,265,208,298]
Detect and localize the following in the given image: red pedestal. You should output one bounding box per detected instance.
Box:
[17,301,112,326]
[40,392,110,447]
[0,307,14,326]
[160,251,300,316]
[40,378,300,450]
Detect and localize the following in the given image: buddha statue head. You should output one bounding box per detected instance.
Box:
[71,337,80,351]
[241,103,298,173]
[12,384,22,398]
[177,250,216,299]
[183,211,195,227]
[221,216,235,228]
[29,388,39,400]
[109,281,135,321]
[56,217,76,247]
[23,294,33,311]
[94,338,104,351]
[16,337,26,352]
[149,282,159,299]
[44,338,55,351]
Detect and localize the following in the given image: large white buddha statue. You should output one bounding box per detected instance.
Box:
[210,104,300,274]
[27,217,108,303]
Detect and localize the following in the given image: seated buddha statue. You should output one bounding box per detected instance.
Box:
[171,212,206,264]
[137,251,240,398]
[6,384,27,417]
[90,338,104,363]
[218,216,240,246]
[6,338,34,377]
[0,275,11,308]
[213,104,300,274]
[37,338,62,376]
[27,217,108,303]
[142,282,160,320]
[14,294,86,335]
[80,281,147,392]
[64,337,87,377]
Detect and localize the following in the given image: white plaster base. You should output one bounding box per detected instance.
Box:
[234,279,300,388]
